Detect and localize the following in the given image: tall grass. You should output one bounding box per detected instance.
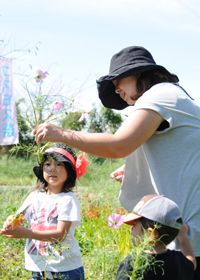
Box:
[0,154,131,279]
[0,155,36,186]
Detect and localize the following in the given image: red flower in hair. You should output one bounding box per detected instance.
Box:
[76,153,89,181]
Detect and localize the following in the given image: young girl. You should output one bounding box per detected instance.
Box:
[1,143,89,280]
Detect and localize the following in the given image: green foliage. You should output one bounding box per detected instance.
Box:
[58,104,123,134]
[87,105,123,133]
[0,188,31,279]
[129,230,164,279]
[101,107,123,134]
[59,111,86,131]
[15,99,35,157]
[0,154,37,186]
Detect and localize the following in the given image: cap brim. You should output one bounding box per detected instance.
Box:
[123,212,142,225]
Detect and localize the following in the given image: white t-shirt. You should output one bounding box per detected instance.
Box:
[17,190,82,272]
[119,83,200,256]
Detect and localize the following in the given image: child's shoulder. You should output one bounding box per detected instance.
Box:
[26,190,43,199]
[59,191,80,202]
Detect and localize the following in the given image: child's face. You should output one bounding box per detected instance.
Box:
[131,219,143,245]
[112,75,142,105]
[43,157,68,191]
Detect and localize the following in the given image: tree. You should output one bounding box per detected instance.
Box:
[59,111,86,131]
[87,105,123,134]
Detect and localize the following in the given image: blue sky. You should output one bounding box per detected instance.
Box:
[1,0,200,111]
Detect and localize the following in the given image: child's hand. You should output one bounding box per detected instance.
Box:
[1,224,28,239]
[2,215,24,230]
[3,215,15,229]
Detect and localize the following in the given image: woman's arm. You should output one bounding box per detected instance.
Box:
[33,109,164,159]
[177,224,197,270]
[1,220,72,242]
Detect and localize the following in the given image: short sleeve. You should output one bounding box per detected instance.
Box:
[133,83,199,134]
[58,194,81,227]
[133,83,179,130]
[16,191,36,220]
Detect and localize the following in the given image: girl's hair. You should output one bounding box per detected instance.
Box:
[34,145,76,193]
[140,216,182,245]
[137,68,179,94]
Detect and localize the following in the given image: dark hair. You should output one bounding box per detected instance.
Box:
[34,145,76,193]
[137,68,179,94]
[140,216,182,245]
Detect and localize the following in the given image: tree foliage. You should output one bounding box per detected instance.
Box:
[59,111,86,131]
[87,105,123,134]
[59,105,123,134]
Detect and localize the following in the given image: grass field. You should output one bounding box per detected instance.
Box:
[0,154,132,279]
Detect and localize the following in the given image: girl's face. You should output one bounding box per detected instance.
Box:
[112,75,142,105]
[43,157,68,194]
[131,219,143,245]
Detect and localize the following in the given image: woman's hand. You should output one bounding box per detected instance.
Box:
[33,123,64,143]
[110,165,125,183]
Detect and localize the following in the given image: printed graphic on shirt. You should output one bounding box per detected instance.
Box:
[27,199,62,256]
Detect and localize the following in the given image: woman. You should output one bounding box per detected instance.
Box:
[33,46,200,279]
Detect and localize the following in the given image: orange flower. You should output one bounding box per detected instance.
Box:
[86,212,95,218]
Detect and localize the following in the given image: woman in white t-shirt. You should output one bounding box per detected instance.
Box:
[1,143,89,280]
[32,46,200,279]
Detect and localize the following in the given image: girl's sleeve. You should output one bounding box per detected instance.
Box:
[16,191,35,220]
[58,195,81,227]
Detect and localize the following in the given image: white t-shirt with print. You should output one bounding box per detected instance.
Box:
[119,83,200,256]
[17,190,82,272]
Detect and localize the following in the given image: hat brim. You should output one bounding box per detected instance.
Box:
[123,212,142,225]
[97,64,172,110]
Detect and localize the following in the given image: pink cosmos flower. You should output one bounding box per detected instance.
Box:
[71,94,81,111]
[79,105,92,122]
[35,68,49,83]
[108,213,124,229]
[79,111,89,122]
[50,101,63,111]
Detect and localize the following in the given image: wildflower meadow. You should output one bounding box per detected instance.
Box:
[0,154,133,279]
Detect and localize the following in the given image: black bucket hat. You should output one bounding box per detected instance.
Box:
[97,46,175,110]
[33,143,77,182]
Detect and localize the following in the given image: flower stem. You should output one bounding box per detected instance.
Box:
[25,78,38,127]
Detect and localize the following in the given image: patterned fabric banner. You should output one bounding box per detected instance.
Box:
[0,58,19,145]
